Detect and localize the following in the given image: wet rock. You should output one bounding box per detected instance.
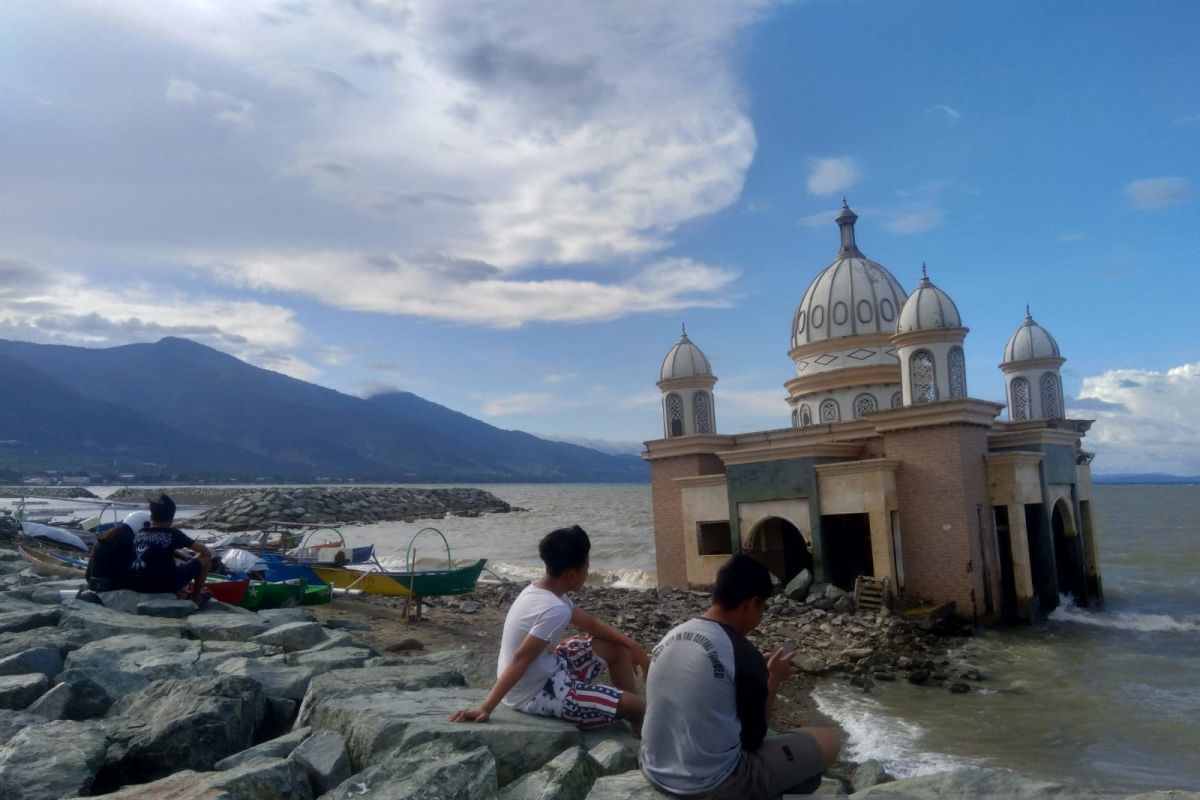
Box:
[251,621,327,652]
[0,646,62,680]
[0,719,108,800]
[215,726,312,771]
[585,770,665,799]
[501,745,599,800]
[289,729,351,795]
[851,768,1091,798]
[852,759,894,791]
[0,674,49,710]
[588,739,637,776]
[324,739,496,799]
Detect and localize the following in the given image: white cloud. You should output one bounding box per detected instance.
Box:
[1074,361,1200,474]
[165,78,254,129]
[542,372,579,385]
[1123,177,1193,210]
[481,392,561,416]
[720,388,788,416]
[883,207,946,234]
[806,157,860,196]
[925,104,962,124]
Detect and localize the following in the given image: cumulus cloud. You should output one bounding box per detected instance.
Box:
[721,388,788,416]
[1074,361,1200,474]
[1123,177,1193,210]
[806,157,861,196]
[883,207,946,234]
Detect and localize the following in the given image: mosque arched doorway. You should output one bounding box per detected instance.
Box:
[1052,499,1086,604]
[744,517,812,585]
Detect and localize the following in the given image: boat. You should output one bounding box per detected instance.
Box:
[388,527,487,596]
[240,579,305,610]
[205,577,251,605]
[17,543,87,578]
[300,582,333,606]
[216,524,374,585]
[20,521,90,551]
[307,565,414,596]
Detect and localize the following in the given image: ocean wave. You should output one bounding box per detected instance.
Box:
[482,561,657,590]
[812,684,982,779]
[1050,596,1200,633]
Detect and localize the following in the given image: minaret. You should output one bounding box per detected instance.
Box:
[836,198,862,256]
[892,263,969,405]
[657,325,717,437]
[1000,307,1065,420]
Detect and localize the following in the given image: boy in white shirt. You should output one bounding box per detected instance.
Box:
[450,525,647,730]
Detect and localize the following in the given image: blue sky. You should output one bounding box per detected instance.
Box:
[1,1,1197,472]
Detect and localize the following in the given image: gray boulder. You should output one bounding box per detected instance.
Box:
[0,627,90,661]
[73,757,313,800]
[216,657,315,701]
[251,620,327,652]
[585,770,665,799]
[215,726,311,770]
[0,710,41,745]
[97,589,176,615]
[296,664,467,726]
[500,745,599,800]
[26,682,71,719]
[138,597,200,618]
[0,674,49,710]
[0,646,62,680]
[323,740,497,800]
[289,728,351,795]
[256,608,314,626]
[57,600,185,639]
[100,674,266,787]
[0,607,61,634]
[283,646,373,673]
[59,634,202,707]
[187,611,271,641]
[785,569,814,601]
[850,768,1092,799]
[851,759,893,791]
[0,719,108,800]
[588,739,638,776]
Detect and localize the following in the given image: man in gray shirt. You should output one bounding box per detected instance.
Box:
[641,555,840,798]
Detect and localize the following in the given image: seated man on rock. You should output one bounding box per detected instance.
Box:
[450,525,647,731]
[127,494,213,605]
[640,554,841,799]
[84,510,146,593]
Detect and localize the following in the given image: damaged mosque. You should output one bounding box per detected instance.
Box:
[643,202,1103,623]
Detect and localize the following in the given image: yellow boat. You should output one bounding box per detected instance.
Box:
[308,565,413,596]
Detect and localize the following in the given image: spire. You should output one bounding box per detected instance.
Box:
[919,261,930,284]
[680,322,689,340]
[835,200,861,256]
[1025,303,1033,322]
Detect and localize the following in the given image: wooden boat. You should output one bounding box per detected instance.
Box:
[389,528,486,597]
[307,565,413,596]
[240,579,304,610]
[205,577,250,605]
[300,583,333,606]
[17,543,86,578]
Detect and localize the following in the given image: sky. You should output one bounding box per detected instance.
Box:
[1,1,1198,473]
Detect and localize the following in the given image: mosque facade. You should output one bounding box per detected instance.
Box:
[643,204,1103,622]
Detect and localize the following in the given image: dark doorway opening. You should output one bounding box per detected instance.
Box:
[993,506,1018,622]
[1024,503,1055,615]
[745,517,811,585]
[1052,500,1086,605]
[820,512,874,592]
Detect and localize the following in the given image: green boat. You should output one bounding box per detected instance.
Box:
[300,582,333,606]
[240,579,304,610]
[389,528,487,597]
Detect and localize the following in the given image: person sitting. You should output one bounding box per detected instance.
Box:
[127,494,212,605]
[449,525,647,731]
[84,510,147,593]
[640,554,841,799]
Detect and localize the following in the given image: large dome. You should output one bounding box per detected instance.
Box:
[792,203,908,349]
[1003,308,1061,364]
[896,266,962,333]
[660,327,713,381]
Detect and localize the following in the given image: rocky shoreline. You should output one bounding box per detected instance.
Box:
[0,487,99,500]
[0,551,1183,799]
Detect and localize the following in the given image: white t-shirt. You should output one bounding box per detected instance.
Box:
[497,584,574,707]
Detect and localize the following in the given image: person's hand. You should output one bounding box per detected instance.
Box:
[627,639,651,681]
[448,707,491,723]
[766,646,797,684]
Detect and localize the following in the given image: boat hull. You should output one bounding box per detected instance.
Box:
[308,566,413,596]
[389,559,488,596]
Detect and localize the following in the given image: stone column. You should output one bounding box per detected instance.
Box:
[1007,502,1036,621]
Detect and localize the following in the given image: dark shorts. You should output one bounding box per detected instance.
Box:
[688,731,825,800]
[169,558,203,592]
[133,558,203,594]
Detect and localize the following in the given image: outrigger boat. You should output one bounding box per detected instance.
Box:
[17,543,87,578]
[390,527,487,597]
[307,564,414,596]
[214,524,374,585]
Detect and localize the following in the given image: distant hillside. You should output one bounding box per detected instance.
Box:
[0,337,648,483]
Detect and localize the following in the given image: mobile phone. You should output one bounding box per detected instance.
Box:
[780,641,798,654]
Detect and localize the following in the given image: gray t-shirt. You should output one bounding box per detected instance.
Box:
[640,617,769,795]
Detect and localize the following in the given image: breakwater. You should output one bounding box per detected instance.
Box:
[0,487,99,500]
[180,487,513,530]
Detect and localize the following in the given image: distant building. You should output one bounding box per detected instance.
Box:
[644,203,1103,622]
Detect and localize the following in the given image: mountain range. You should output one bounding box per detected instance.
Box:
[0,337,648,483]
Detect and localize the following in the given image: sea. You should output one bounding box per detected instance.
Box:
[26,482,1200,792]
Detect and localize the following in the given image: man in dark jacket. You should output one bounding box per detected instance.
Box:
[127,494,212,604]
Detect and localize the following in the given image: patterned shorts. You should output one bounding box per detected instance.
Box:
[517,635,622,728]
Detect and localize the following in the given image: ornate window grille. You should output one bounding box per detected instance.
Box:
[693,392,712,433]
[948,346,967,399]
[910,350,937,404]
[854,393,877,418]
[819,399,840,423]
[891,391,903,409]
[1039,372,1061,419]
[1011,377,1030,420]
[666,392,684,436]
[800,405,812,426]
[791,408,799,428]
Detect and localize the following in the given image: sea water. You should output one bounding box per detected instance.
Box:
[79,481,1197,791]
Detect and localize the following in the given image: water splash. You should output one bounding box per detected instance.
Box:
[1050,595,1200,633]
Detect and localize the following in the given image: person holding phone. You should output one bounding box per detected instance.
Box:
[640,554,840,798]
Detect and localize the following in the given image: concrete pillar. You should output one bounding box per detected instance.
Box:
[868,509,896,585]
[1007,502,1035,620]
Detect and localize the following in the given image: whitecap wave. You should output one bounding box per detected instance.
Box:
[480,561,657,589]
[1049,596,1199,633]
[812,684,982,779]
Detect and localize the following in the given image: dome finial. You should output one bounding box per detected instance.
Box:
[681,322,688,339]
[1025,303,1032,321]
[921,261,928,278]
[835,200,861,256]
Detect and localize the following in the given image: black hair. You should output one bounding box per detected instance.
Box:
[148,493,176,523]
[538,525,591,577]
[712,554,774,610]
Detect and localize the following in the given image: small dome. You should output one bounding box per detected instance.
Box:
[660,327,713,381]
[792,203,908,348]
[896,265,962,333]
[1003,308,1061,364]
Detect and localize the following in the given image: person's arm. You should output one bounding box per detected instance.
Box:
[189,540,212,558]
[764,646,797,722]
[570,605,650,677]
[448,632,547,723]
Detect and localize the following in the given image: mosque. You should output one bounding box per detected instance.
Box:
[643,203,1103,622]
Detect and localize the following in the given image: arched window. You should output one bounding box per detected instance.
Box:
[1011,377,1030,421]
[909,349,937,404]
[791,408,799,428]
[693,391,712,434]
[800,405,812,426]
[1039,372,1061,419]
[891,391,903,409]
[948,346,967,399]
[819,398,840,423]
[854,393,877,419]
[666,392,684,437]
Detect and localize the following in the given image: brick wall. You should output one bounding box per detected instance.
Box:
[649,453,725,588]
[884,424,993,616]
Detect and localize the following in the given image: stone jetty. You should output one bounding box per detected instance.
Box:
[0,487,99,500]
[111,486,514,530]
[0,552,1182,798]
